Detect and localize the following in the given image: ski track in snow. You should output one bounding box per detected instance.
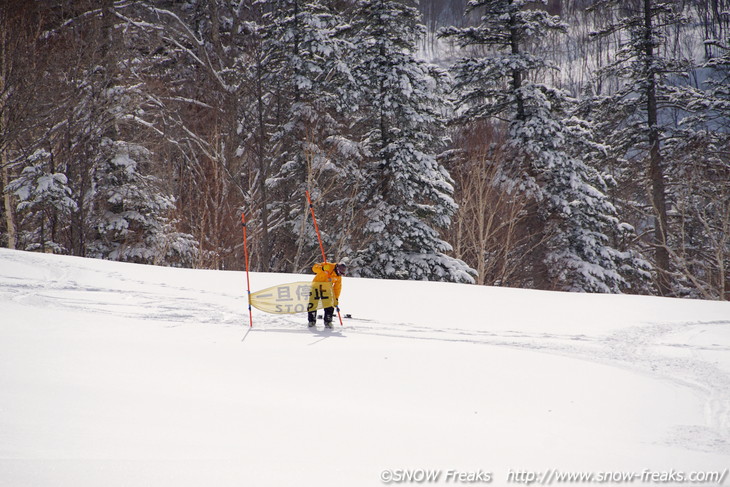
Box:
[343,319,730,454]
[2,250,729,456]
[2,255,242,327]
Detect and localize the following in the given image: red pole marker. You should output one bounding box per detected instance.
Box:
[241,213,253,328]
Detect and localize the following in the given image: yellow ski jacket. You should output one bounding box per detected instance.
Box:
[311,262,342,301]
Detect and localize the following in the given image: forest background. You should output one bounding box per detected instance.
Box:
[1,0,728,299]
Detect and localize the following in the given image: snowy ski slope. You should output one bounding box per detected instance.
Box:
[1,248,729,486]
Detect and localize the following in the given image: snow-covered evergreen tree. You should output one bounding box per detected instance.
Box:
[441,0,640,292]
[88,139,197,266]
[7,149,77,253]
[552,115,652,292]
[347,0,475,283]
[255,0,360,271]
[584,0,697,295]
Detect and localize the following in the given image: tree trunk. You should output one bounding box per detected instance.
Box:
[256,54,271,270]
[644,0,671,296]
[0,25,16,249]
[1,159,16,249]
[509,8,525,121]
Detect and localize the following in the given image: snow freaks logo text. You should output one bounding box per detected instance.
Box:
[380,469,493,484]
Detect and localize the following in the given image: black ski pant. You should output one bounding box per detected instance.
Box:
[308,307,334,323]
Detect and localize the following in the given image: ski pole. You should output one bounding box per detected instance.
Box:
[241,212,253,327]
[305,191,343,326]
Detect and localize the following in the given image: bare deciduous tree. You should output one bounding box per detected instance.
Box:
[447,122,545,287]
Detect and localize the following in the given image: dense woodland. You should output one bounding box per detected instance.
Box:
[1,0,728,299]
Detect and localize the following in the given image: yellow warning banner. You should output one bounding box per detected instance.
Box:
[249,281,336,314]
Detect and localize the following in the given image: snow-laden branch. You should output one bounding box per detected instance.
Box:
[140,6,234,93]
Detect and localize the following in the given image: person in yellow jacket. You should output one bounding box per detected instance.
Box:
[308,261,347,328]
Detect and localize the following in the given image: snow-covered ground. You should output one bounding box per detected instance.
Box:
[1,248,729,487]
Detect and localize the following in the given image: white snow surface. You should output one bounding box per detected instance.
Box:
[1,248,729,486]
